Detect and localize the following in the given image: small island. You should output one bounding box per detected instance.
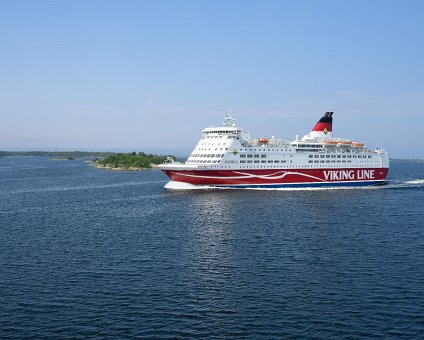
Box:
[0,150,176,170]
[51,157,75,161]
[93,152,174,171]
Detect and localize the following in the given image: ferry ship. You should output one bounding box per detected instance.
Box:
[159,112,389,188]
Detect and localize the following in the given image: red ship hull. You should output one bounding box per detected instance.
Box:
[162,167,389,188]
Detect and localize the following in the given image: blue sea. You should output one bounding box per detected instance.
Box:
[1,156,423,339]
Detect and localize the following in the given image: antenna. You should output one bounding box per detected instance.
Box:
[223,109,236,127]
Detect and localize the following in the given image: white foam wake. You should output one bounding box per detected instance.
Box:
[404,179,424,184]
[164,181,381,191]
[164,181,215,190]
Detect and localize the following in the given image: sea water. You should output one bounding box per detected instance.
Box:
[1,157,423,338]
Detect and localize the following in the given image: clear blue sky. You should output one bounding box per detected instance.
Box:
[1,0,423,158]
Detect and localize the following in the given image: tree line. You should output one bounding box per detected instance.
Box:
[97,152,174,169]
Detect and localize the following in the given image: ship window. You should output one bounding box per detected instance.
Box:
[247,155,253,158]
[261,155,266,158]
[254,155,260,158]
[314,155,319,158]
[320,160,324,163]
[326,160,330,163]
[326,155,330,158]
[281,160,286,163]
[368,155,372,158]
[247,160,252,163]
[261,161,266,163]
[240,154,246,158]
[309,155,313,158]
[240,160,246,163]
[337,155,341,158]
[320,155,325,158]
[347,155,352,158]
[331,155,336,158]
[342,155,346,158]
[268,160,273,163]
[309,160,313,163]
[274,160,279,163]
[254,160,259,163]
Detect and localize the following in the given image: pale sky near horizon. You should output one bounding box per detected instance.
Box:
[1,0,423,158]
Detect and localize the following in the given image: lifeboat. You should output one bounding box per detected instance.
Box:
[337,140,352,147]
[351,142,365,148]
[258,137,269,144]
[322,140,338,147]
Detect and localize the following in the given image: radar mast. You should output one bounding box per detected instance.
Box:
[223,109,236,127]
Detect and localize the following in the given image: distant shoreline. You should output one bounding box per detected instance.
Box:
[0,151,116,158]
[389,158,424,162]
[1,151,422,163]
[0,151,184,161]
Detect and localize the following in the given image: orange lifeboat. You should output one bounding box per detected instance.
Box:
[351,142,365,148]
[322,140,338,147]
[337,140,352,147]
[258,137,269,144]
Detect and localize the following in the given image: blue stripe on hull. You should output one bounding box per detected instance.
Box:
[215,180,386,189]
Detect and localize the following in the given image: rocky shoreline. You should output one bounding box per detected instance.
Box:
[89,161,160,171]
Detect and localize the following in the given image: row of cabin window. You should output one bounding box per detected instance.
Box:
[240,154,267,158]
[309,160,353,163]
[239,148,290,152]
[197,147,229,151]
[308,154,372,159]
[190,160,220,163]
[295,144,322,148]
[240,160,287,164]
[190,154,224,158]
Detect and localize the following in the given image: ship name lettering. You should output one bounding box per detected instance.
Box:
[324,170,355,181]
[357,169,375,180]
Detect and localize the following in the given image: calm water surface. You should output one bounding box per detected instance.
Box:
[1,157,424,338]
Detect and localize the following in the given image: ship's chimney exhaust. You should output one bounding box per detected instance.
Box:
[311,112,334,133]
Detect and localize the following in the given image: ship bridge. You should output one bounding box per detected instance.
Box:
[201,111,242,136]
[202,126,241,136]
